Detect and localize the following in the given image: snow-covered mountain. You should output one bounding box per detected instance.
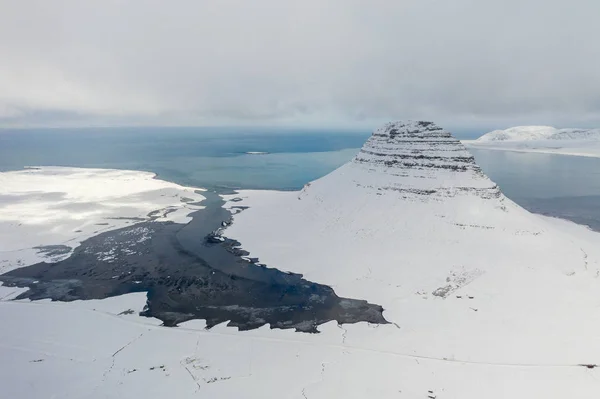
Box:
[351,120,501,199]
[221,120,600,394]
[464,125,600,157]
[477,125,600,142]
[2,122,600,398]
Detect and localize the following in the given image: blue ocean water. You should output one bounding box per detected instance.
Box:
[470,148,600,230]
[0,127,369,190]
[1,126,600,229]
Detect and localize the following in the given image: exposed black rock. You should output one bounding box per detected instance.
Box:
[0,191,387,333]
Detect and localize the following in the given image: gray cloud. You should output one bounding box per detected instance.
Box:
[1,0,599,130]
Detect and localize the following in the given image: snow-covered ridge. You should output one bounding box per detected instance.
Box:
[224,120,600,369]
[476,125,600,142]
[348,120,500,199]
[464,125,600,158]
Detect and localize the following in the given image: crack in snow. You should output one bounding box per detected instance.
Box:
[86,331,148,398]
[111,332,145,358]
[194,334,201,355]
[337,324,347,344]
[182,363,202,392]
[581,248,589,270]
[299,362,327,399]
[101,332,145,382]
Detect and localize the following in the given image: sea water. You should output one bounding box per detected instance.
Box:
[470,148,600,231]
[1,127,599,229]
[0,127,368,190]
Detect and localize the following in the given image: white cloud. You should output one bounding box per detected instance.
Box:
[1,0,599,129]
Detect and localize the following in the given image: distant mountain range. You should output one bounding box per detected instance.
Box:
[477,126,600,142]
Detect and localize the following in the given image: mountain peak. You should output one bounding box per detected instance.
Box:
[355,120,474,170]
[372,120,445,137]
[222,121,600,371]
[346,121,500,200]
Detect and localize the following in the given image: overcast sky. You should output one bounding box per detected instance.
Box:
[1,0,599,130]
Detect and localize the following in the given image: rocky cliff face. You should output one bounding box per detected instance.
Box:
[347,121,501,200]
[355,121,475,170]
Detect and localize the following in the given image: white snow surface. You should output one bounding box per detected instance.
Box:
[463,125,600,158]
[221,121,600,394]
[475,126,600,142]
[0,166,204,273]
[2,289,600,399]
[2,123,600,398]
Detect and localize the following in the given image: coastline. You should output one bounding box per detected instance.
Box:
[0,166,206,273]
[0,167,387,331]
[3,152,600,397]
[462,140,600,159]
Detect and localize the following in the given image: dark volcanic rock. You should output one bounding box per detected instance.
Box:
[0,191,387,333]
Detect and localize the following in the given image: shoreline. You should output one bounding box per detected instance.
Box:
[2,166,599,323]
[462,141,600,159]
[0,166,207,273]
[3,152,600,396]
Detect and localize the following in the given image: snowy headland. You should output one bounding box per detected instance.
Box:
[2,123,600,398]
[463,125,600,158]
[0,167,205,274]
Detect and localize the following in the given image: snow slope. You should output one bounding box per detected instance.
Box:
[0,167,204,273]
[2,123,600,398]
[223,121,600,366]
[463,125,600,157]
[2,291,600,399]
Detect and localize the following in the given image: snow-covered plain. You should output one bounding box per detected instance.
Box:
[2,291,600,399]
[2,123,600,398]
[463,125,600,158]
[0,167,205,273]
